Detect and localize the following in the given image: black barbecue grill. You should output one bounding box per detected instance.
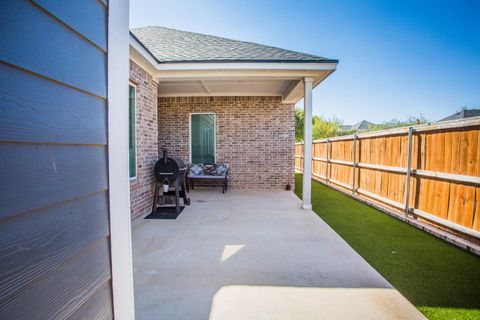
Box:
[152,149,190,215]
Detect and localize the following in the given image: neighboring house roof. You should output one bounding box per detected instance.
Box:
[130,26,338,64]
[341,120,374,131]
[352,120,374,131]
[438,110,480,122]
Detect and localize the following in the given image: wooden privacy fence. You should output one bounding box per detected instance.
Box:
[295,118,480,239]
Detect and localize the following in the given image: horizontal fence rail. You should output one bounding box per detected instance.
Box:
[295,118,480,239]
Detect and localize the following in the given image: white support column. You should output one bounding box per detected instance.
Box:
[108,0,136,319]
[302,77,313,209]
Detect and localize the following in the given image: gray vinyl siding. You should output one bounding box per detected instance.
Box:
[0,0,113,319]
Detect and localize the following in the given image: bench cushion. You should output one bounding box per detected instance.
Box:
[189,163,204,176]
[188,174,225,179]
[215,163,229,176]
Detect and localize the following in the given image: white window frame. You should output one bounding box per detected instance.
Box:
[128,82,137,180]
[189,112,216,164]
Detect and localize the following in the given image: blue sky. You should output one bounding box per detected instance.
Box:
[130,0,480,124]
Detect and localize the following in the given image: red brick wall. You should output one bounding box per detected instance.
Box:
[157,96,295,190]
[129,61,158,220]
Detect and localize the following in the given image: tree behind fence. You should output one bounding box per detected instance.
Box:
[295,119,480,239]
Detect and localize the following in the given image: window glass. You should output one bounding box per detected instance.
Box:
[191,114,215,164]
[128,85,136,178]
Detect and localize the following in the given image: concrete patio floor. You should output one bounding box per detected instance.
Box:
[132,190,425,320]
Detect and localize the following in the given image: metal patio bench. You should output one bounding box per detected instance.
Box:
[187,163,230,193]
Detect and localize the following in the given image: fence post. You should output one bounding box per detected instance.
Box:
[300,142,305,175]
[404,127,414,216]
[326,139,330,183]
[352,134,358,193]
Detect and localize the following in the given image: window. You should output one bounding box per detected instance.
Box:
[190,113,216,164]
[128,84,136,178]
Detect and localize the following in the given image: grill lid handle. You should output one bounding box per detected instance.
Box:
[162,148,168,164]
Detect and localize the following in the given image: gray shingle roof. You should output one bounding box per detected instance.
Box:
[130,26,337,64]
[438,109,480,122]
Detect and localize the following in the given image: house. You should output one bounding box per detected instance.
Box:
[438,109,480,122]
[0,1,337,317]
[340,120,374,132]
[127,26,338,219]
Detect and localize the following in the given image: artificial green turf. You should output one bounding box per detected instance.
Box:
[294,174,480,320]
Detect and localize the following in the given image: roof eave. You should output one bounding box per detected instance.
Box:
[129,33,338,68]
[157,59,340,64]
[129,31,161,64]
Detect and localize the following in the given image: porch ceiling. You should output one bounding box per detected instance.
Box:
[157,79,291,97]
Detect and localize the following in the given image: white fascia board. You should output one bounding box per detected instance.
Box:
[154,70,328,82]
[129,36,159,69]
[156,62,337,71]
